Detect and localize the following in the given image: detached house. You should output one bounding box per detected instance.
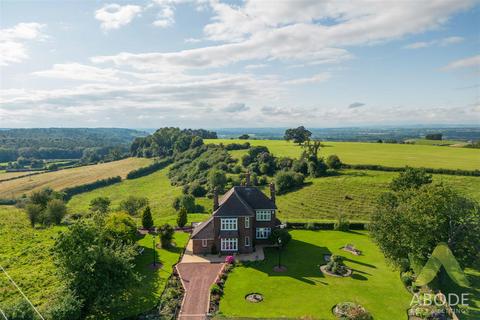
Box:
[191,173,281,254]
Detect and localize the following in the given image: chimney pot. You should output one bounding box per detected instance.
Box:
[270,182,276,203]
[245,171,251,186]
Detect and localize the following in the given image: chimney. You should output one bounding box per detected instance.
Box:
[213,188,219,210]
[245,171,251,186]
[270,182,276,203]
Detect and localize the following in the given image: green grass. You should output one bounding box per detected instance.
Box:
[68,165,211,226]
[275,170,480,222]
[220,230,412,319]
[405,139,466,146]
[206,139,480,170]
[0,204,189,319]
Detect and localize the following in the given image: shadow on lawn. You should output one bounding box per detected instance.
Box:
[245,239,331,285]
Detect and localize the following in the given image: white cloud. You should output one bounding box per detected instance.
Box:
[283,72,331,85]
[153,5,175,28]
[222,102,249,113]
[0,22,45,66]
[95,4,142,30]
[92,0,473,71]
[443,55,480,71]
[32,63,122,82]
[404,36,464,49]
[348,102,365,109]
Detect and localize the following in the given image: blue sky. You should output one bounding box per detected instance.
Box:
[0,0,479,128]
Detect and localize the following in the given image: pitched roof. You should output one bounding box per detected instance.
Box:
[191,216,214,239]
[214,186,276,217]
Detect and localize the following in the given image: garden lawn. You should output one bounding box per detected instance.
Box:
[68,166,211,225]
[206,139,480,171]
[91,231,189,319]
[275,170,480,222]
[220,230,413,319]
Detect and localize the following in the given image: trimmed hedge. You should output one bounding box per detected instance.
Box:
[342,164,480,177]
[126,158,172,180]
[62,176,122,201]
[286,221,367,230]
[0,199,17,205]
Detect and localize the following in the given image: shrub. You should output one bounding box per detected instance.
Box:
[62,176,121,200]
[275,171,304,194]
[45,199,67,225]
[334,213,350,231]
[401,270,416,288]
[44,288,82,320]
[209,169,227,192]
[326,154,342,169]
[172,194,196,212]
[210,284,223,296]
[126,158,172,179]
[159,224,175,248]
[225,255,235,264]
[142,206,154,229]
[269,228,292,247]
[119,196,149,216]
[104,212,138,244]
[25,203,42,227]
[325,255,349,276]
[2,299,35,320]
[189,182,207,197]
[177,207,188,228]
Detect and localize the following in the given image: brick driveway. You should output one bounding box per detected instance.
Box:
[176,262,224,320]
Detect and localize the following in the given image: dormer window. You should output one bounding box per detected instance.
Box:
[256,210,272,221]
[221,218,238,230]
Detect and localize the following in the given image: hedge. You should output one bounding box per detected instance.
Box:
[62,176,122,201]
[342,164,480,177]
[286,221,367,230]
[0,199,17,205]
[126,158,172,180]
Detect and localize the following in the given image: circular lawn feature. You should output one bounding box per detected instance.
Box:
[273,265,288,272]
[320,265,352,277]
[245,293,264,303]
[333,302,372,319]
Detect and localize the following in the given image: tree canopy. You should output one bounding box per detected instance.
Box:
[284,126,312,144]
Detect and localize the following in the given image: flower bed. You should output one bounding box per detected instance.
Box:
[321,255,352,277]
[209,258,235,315]
[333,302,372,320]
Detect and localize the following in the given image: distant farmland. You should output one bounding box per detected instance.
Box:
[0,157,152,199]
[206,139,480,171]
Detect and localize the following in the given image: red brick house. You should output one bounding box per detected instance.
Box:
[191,174,281,254]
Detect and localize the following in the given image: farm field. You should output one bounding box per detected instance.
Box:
[0,157,152,199]
[206,139,480,170]
[0,170,44,182]
[220,230,412,319]
[275,170,480,222]
[404,138,466,146]
[0,205,189,319]
[68,165,211,225]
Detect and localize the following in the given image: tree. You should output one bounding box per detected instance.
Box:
[284,126,312,144]
[25,203,42,227]
[275,171,305,194]
[89,197,111,215]
[208,169,227,192]
[172,194,196,212]
[104,212,138,244]
[53,220,139,314]
[142,206,154,229]
[177,207,188,228]
[44,287,82,320]
[326,154,342,169]
[45,199,67,225]
[269,228,292,247]
[2,299,35,320]
[389,167,432,191]
[370,183,480,268]
[238,134,250,139]
[119,196,149,216]
[159,224,175,248]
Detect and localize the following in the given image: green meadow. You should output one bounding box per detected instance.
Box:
[206,139,480,171]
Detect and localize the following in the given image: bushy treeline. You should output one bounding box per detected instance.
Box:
[62,176,122,200]
[126,158,173,179]
[223,142,250,150]
[343,163,480,177]
[130,127,215,158]
[0,147,84,162]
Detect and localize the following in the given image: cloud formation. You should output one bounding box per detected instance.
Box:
[95,4,142,30]
[404,36,464,49]
[222,102,249,113]
[348,102,365,109]
[443,55,480,71]
[0,22,45,66]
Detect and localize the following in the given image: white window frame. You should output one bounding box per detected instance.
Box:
[256,227,271,239]
[221,238,238,251]
[221,218,238,231]
[245,236,250,246]
[245,217,250,228]
[202,239,208,247]
[256,210,272,221]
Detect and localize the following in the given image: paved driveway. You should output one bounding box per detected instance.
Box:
[176,262,224,320]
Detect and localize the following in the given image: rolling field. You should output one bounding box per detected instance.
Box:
[0,205,189,319]
[206,139,480,170]
[0,157,152,199]
[68,165,211,225]
[275,170,480,222]
[0,170,44,182]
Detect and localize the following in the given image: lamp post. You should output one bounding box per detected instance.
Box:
[277,238,282,268]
